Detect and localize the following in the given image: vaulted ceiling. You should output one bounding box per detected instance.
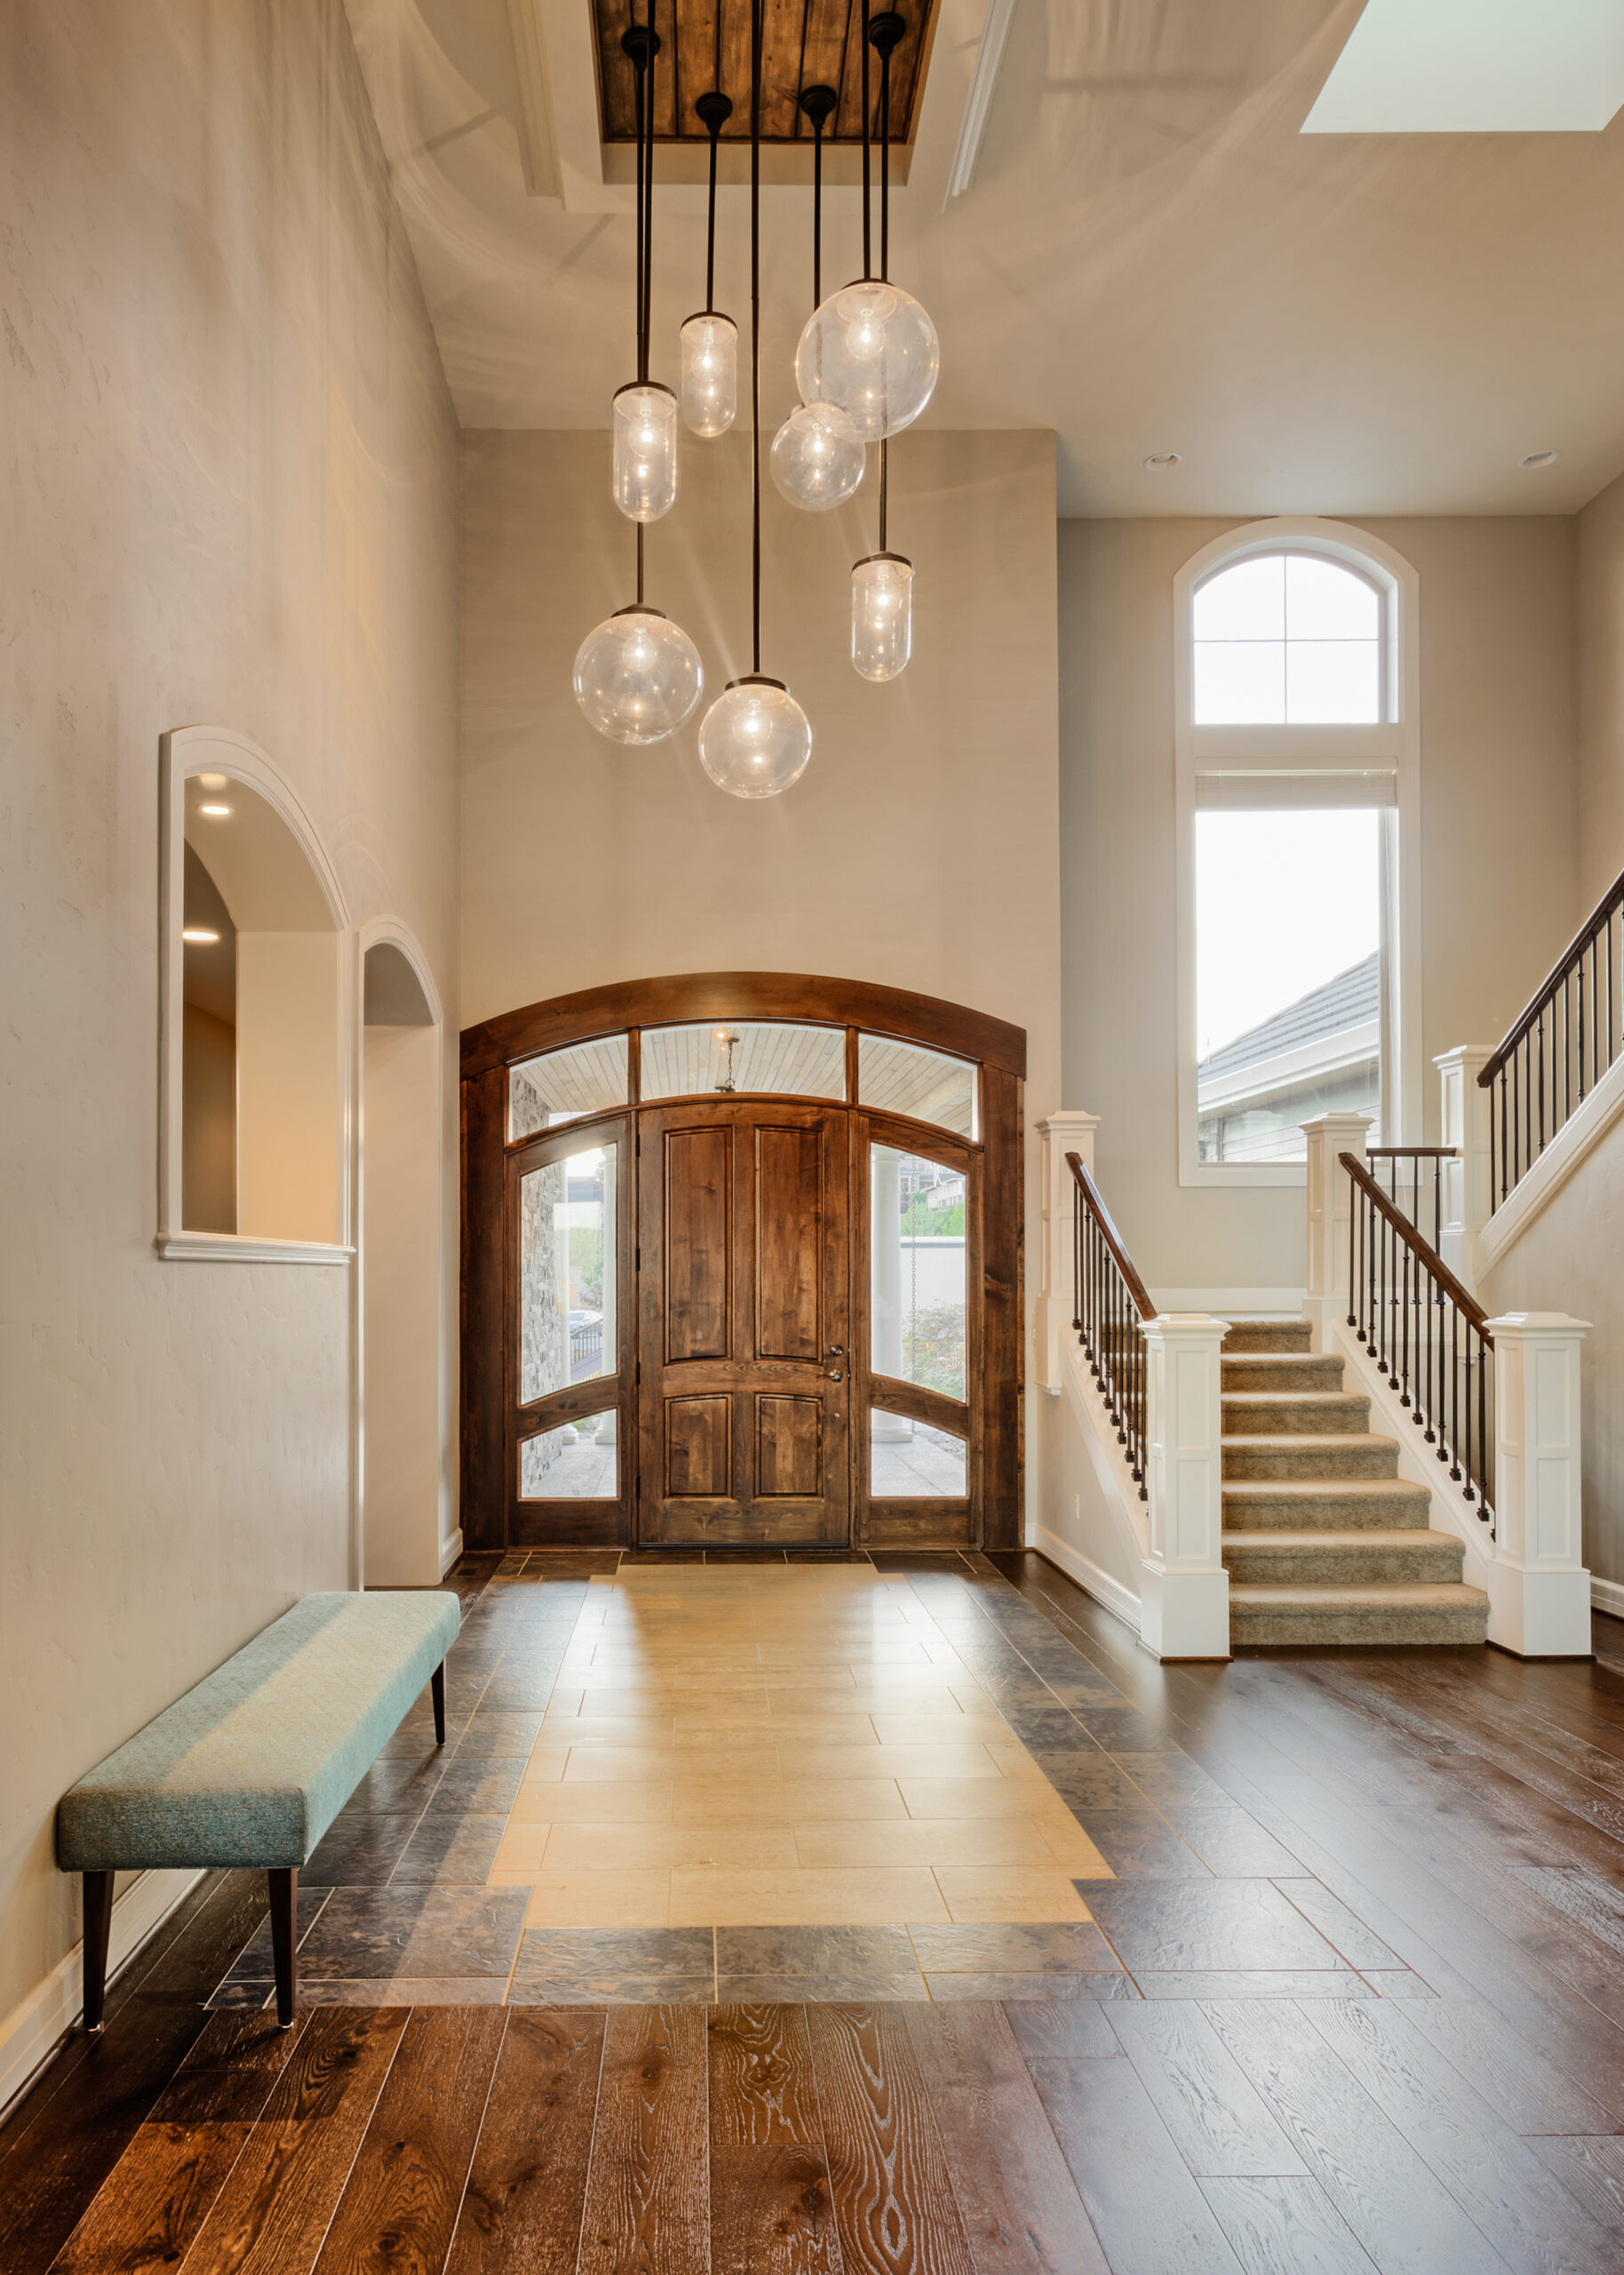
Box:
[345,0,1624,515]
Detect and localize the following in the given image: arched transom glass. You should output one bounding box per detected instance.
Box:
[1192,552,1383,726]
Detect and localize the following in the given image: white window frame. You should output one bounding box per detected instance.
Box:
[1174,518,1421,1189]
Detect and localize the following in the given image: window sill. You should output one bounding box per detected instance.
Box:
[155,1233,354,1265]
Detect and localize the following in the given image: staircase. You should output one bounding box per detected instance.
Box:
[1221,1318,1490,1646]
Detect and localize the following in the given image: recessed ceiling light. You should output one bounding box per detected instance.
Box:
[196,802,232,817]
[195,773,229,789]
[1144,452,1182,472]
[181,927,220,945]
[1520,450,1560,470]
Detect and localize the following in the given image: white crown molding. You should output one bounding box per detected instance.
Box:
[943,0,1018,206]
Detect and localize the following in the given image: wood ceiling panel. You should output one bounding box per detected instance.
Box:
[592,0,938,148]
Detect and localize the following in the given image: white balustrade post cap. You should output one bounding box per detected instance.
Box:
[1483,1312,1591,1336]
[1298,1113,1377,1132]
[1433,1043,1496,1067]
[1146,1313,1231,1337]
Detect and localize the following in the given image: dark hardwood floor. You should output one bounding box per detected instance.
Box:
[9,1550,1624,2271]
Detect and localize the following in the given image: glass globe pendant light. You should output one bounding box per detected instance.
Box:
[577,2,702,748]
[610,12,677,521]
[679,90,737,436]
[771,84,864,514]
[794,10,938,443]
[699,0,812,798]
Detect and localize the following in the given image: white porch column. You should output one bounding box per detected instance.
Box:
[1034,1110,1101,1393]
[1301,1113,1373,1355]
[1139,1313,1230,1660]
[1482,1313,1592,1657]
[1435,1045,1494,1293]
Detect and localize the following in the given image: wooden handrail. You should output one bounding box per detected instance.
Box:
[1478,864,1624,1086]
[1339,1152,1493,1342]
[1366,1145,1458,1159]
[1065,1153,1156,1321]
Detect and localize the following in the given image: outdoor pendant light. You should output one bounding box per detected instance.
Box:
[699,0,811,797]
[679,87,737,435]
[612,12,677,518]
[849,12,912,680]
[772,85,864,514]
[795,7,937,443]
[577,1,701,746]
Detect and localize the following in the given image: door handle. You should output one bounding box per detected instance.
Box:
[825,1369,844,1382]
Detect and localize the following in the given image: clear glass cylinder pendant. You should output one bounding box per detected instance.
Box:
[770,402,865,512]
[679,312,737,436]
[851,553,913,682]
[697,677,813,798]
[573,607,703,744]
[612,383,678,521]
[795,280,939,443]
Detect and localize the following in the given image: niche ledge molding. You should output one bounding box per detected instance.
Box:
[155,1233,354,1265]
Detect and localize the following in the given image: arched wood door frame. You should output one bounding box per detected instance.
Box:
[461,971,1025,1553]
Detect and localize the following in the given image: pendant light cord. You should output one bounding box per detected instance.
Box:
[751,0,761,674]
[880,27,889,551]
[862,0,872,280]
[813,109,824,309]
[642,0,656,385]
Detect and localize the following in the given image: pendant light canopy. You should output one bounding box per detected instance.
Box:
[575,605,703,743]
[698,675,812,795]
[680,87,737,436]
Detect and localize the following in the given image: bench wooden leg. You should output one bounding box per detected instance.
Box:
[267,1868,298,2030]
[82,1871,114,2034]
[432,1660,446,1746]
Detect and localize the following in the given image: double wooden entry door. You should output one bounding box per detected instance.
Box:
[638,1100,850,1546]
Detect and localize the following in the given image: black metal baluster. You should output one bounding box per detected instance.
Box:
[1448,1297,1460,1476]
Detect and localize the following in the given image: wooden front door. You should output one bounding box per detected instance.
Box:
[637,1098,851,1545]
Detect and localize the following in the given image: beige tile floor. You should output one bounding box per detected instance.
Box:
[488,1561,1111,1928]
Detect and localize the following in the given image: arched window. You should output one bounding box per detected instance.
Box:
[1192,551,1383,725]
[1174,522,1420,1188]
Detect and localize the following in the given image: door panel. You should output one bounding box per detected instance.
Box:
[757,1395,823,1497]
[638,1101,849,1545]
[664,1126,730,1361]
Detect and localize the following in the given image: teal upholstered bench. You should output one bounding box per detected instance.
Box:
[57,1590,460,2030]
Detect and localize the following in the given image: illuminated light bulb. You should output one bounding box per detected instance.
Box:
[770,402,864,513]
[697,677,812,799]
[679,313,738,436]
[795,280,939,443]
[850,553,913,682]
[611,383,678,521]
[196,802,232,817]
[181,927,220,944]
[573,606,703,744]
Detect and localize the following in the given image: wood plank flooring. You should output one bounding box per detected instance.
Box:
[11,1550,1624,2270]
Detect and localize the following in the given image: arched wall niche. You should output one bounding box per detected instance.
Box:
[354,917,456,1586]
[158,725,354,1264]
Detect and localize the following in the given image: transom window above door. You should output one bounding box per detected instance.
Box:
[509,1033,629,1138]
[1193,551,1383,725]
[640,1020,846,1101]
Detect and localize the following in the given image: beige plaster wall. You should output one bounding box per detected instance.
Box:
[0,0,458,2040]
[1059,515,1579,1292]
[460,425,1063,1512]
[1577,467,1624,905]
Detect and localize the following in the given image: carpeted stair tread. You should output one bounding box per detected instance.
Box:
[1222,1390,1372,1436]
[1222,1353,1347,1393]
[1223,1529,1466,1585]
[1222,1478,1432,1529]
[1223,1432,1403,1480]
[1221,1319,1314,1353]
[1229,1579,1490,1646]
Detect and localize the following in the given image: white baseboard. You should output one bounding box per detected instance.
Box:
[1148,1288,1305,1317]
[1031,1523,1142,1637]
[1592,1576,1624,1621]
[0,1867,203,2123]
[438,1527,464,1577]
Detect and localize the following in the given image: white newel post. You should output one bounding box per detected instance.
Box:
[1482,1313,1593,1657]
[1034,1111,1100,1393]
[1435,1045,1494,1293]
[1140,1314,1230,1659]
[1301,1113,1373,1354]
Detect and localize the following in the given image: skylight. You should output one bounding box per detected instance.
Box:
[1302,0,1624,135]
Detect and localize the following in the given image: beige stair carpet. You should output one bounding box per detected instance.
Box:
[1221,1319,1489,1648]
